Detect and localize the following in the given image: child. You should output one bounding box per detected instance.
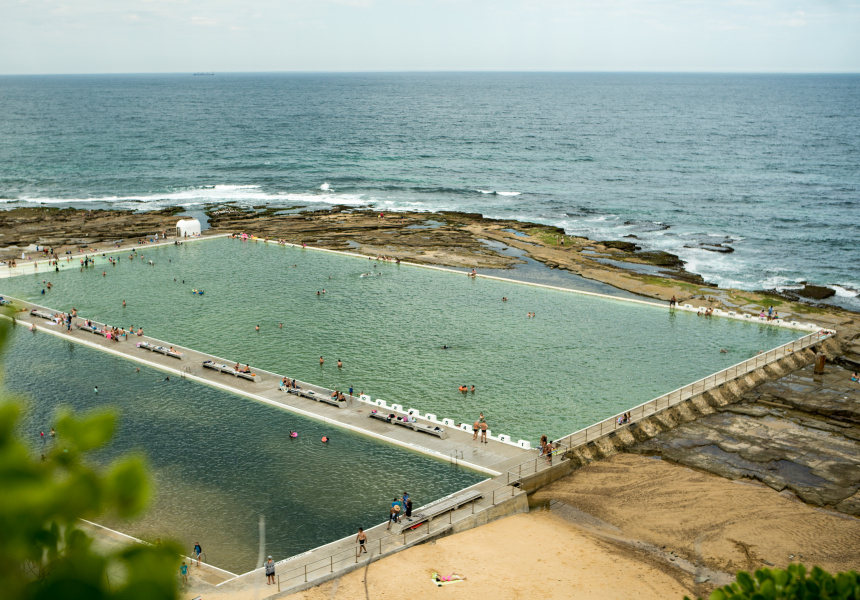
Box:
[180,561,188,584]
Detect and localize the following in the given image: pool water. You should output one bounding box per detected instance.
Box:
[5,327,484,573]
[1,237,801,442]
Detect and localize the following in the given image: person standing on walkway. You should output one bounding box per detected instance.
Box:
[404,494,413,521]
[473,419,480,441]
[180,561,188,584]
[356,528,368,556]
[387,504,401,530]
[265,556,275,585]
[480,420,488,443]
[193,542,202,566]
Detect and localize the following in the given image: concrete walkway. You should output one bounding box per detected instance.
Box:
[7,296,534,476]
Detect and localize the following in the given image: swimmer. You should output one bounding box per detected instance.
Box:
[161,376,170,382]
[720,348,728,353]
[279,323,283,328]
[441,345,450,350]
[337,359,342,368]
[94,386,99,393]
[319,356,324,365]
[255,325,260,332]
[290,431,298,438]
[317,291,321,295]
[122,300,126,307]
[321,436,329,443]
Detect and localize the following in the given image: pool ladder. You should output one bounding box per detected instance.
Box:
[450,450,463,466]
[180,366,191,379]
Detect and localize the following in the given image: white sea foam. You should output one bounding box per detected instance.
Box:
[319,182,331,191]
[476,190,521,196]
[6,185,370,209]
[831,284,859,298]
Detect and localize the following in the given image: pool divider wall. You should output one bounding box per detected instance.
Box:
[2,298,506,477]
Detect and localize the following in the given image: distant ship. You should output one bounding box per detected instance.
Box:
[193,72,214,76]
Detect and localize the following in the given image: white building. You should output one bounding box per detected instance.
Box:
[176,218,202,238]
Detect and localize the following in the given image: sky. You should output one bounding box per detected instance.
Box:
[1,0,858,74]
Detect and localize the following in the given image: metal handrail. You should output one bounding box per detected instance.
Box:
[494,329,831,488]
[274,479,524,592]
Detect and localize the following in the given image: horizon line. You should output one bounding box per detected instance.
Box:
[2,69,859,77]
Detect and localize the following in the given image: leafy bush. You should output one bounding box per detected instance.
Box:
[687,564,859,600]
[0,315,181,599]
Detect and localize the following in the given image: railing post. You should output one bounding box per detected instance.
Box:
[304,564,308,583]
[330,555,333,573]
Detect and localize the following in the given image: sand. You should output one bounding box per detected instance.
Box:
[287,510,691,600]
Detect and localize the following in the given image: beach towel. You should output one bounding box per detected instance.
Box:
[431,573,464,587]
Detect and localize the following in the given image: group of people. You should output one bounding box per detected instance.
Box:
[538,435,555,464]
[458,385,475,394]
[386,492,414,530]
[697,307,715,317]
[472,413,489,443]
[233,362,252,374]
[759,306,780,321]
[279,377,302,391]
[616,412,632,426]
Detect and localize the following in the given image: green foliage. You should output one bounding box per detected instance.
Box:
[686,564,860,600]
[0,314,182,600]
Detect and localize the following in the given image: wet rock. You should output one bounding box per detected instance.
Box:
[602,240,641,252]
[629,366,860,517]
[685,244,735,254]
[797,284,836,300]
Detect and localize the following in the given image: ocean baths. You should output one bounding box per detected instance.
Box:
[1,236,804,443]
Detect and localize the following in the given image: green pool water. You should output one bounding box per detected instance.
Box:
[2,237,801,442]
[5,327,484,573]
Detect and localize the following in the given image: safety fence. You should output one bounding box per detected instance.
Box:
[492,328,832,488]
[273,478,524,592]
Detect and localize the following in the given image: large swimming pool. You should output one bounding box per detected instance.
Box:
[1,237,801,441]
[6,327,484,573]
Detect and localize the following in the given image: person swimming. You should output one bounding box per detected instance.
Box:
[290,431,298,438]
[441,345,450,349]
[321,436,329,443]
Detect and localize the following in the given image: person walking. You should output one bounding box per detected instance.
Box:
[180,561,188,584]
[193,542,202,566]
[356,528,368,556]
[265,556,275,585]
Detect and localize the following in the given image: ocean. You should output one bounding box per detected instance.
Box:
[0,72,857,309]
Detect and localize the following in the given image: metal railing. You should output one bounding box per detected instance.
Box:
[274,479,523,592]
[492,329,831,488]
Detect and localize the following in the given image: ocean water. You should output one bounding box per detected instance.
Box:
[0,237,801,442]
[5,325,484,573]
[0,73,857,308]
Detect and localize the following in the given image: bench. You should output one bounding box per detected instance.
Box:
[139,342,182,359]
[401,491,484,532]
[202,361,261,382]
[30,309,55,320]
[297,389,347,409]
[368,412,448,439]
